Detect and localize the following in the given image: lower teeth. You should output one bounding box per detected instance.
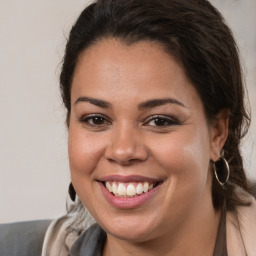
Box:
[112,193,142,198]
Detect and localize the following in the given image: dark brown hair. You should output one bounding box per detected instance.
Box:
[60,0,251,212]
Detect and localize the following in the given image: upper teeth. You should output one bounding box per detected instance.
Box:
[105,181,154,197]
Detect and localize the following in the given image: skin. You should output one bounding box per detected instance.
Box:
[68,38,228,255]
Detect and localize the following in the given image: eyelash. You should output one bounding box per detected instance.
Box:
[79,114,180,129]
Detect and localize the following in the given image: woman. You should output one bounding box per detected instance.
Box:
[1,0,255,255]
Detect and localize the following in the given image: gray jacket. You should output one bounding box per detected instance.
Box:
[0,220,51,256]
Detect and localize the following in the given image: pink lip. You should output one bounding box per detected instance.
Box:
[99,181,162,209]
[99,175,160,183]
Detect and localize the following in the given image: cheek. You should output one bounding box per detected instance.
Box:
[149,128,211,217]
[149,127,211,181]
[68,126,104,177]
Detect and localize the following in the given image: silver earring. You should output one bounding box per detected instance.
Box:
[213,156,230,186]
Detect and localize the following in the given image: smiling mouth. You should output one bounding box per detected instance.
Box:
[102,181,162,198]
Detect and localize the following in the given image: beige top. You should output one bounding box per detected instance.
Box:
[226,189,256,256]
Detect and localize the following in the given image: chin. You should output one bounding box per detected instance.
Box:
[98,214,160,242]
[108,227,154,242]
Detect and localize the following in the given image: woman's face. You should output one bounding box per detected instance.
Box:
[68,39,222,242]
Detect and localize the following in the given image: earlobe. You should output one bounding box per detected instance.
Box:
[209,109,229,162]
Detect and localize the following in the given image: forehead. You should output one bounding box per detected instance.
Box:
[71,38,200,107]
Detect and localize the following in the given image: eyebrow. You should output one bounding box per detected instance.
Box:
[74,97,111,109]
[138,98,186,109]
[74,96,186,109]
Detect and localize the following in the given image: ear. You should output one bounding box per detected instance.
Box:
[209,109,229,162]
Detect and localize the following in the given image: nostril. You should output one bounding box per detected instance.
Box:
[104,143,149,165]
[106,157,145,166]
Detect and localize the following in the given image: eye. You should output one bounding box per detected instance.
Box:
[79,114,111,127]
[144,115,178,127]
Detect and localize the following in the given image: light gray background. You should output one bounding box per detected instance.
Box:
[0,0,255,223]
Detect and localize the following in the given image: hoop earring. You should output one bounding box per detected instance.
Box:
[69,182,76,202]
[213,156,230,186]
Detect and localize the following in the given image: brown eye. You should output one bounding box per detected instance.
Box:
[89,116,105,125]
[145,116,178,127]
[80,114,111,127]
[153,118,171,126]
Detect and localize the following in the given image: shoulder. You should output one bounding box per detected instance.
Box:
[0,219,51,256]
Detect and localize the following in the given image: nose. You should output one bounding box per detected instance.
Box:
[104,125,149,165]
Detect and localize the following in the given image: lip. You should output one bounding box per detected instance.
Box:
[99,178,162,209]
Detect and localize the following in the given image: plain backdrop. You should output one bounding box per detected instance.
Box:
[0,0,255,223]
